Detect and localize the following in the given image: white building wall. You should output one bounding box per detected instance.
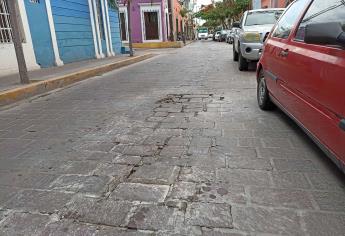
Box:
[0,0,39,77]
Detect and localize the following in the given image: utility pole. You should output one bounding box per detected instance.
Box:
[126,0,133,56]
[6,0,30,84]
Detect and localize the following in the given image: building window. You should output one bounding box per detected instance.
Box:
[0,0,25,44]
[0,0,13,43]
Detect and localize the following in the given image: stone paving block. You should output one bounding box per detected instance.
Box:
[168,182,197,201]
[159,122,183,129]
[0,171,59,189]
[202,228,248,236]
[63,196,132,227]
[130,165,180,185]
[249,187,315,209]
[0,187,19,207]
[113,155,142,165]
[306,173,345,191]
[216,169,270,187]
[261,138,294,148]
[215,138,239,147]
[222,130,254,138]
[154,112,169,117]
[49,174,111,195]
[127,204,181,231]
[179,167,216,183]
[75,141,116,152]
[188,155,226,168]
[238,137,262,148]
[41,220,98,236]
[0,212,49,236]
[187,146,210,156]
[42,220,155,236]
[311,191,345,212]
[97,227,155,236]
[153,128,185,136]
[4,189,73,214]
[113,134,146,145]
[159,146,187,158]
[256,147,310,159]
[126,128,155,136]
[273,159,318,172]
[34,160,99,175]
[271,172,311,189]
[168,137,191,146]
[143,135,170,146]
[94,163,133,177]
[185,202,233,228]
[111,183,169,202]
[190,137,212,147]
[195,183,246,204]
[0,158,45,172]
[0,139,34,159]
[0,210,7,221]
[302,212,345,236]
[202,129,222,137]
[232,206,303,235]
[156,226,202,236]
[226,157,272,171]
[211,146,257,158]
[123,145,159,157]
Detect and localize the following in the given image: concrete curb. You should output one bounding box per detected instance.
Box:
[129,41,193,49]
[0,53,155,107]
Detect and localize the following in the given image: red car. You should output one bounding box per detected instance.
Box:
[257,0,345,172]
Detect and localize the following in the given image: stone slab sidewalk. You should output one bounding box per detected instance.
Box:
[0,52,155,106]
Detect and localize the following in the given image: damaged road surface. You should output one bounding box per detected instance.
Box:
[0,42,344,235]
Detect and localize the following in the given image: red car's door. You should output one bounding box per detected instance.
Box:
[263,0,310,100]
[277,0,345,162]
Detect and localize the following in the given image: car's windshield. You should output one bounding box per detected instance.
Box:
[199,29,208,33]
[245,10,283,26]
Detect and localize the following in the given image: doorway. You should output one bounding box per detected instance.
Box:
[140,5,162,42]
[119,10,128,42]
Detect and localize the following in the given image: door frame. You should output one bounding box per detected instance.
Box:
[139,4,162,43]
[119,6,129,43]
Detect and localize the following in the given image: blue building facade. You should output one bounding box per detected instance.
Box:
[24,0,123,68]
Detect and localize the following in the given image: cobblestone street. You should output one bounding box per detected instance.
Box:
[0,41,344,235]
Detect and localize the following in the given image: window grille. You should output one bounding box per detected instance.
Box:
[0,0,13,43]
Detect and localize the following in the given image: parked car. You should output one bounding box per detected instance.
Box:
[197,28,208,40]
[233,8,284,71]
[213,31,221,41]
[228,27,239,44]
[257,0,345,172]
[226,31,232,43]
[219,30,229,42]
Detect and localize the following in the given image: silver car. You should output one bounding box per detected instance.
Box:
[233,8,284,71]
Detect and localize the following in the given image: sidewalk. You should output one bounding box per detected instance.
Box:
[0,51,155,106]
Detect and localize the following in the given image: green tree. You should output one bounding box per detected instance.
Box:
[195,0,250,28]
[180,7,190,44]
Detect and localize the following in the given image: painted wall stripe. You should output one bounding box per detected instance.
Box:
[45,0,63,66]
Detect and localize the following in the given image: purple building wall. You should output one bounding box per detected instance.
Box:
[120,0,168,43]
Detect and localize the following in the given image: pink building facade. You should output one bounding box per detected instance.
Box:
[118,0,169,43]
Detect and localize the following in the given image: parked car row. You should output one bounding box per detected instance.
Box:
[253,0,345,172]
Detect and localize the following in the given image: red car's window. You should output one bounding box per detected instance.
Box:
[295,0,345,41]
[271,0,309,39]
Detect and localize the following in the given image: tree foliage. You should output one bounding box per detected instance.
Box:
[195,0,251,29]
